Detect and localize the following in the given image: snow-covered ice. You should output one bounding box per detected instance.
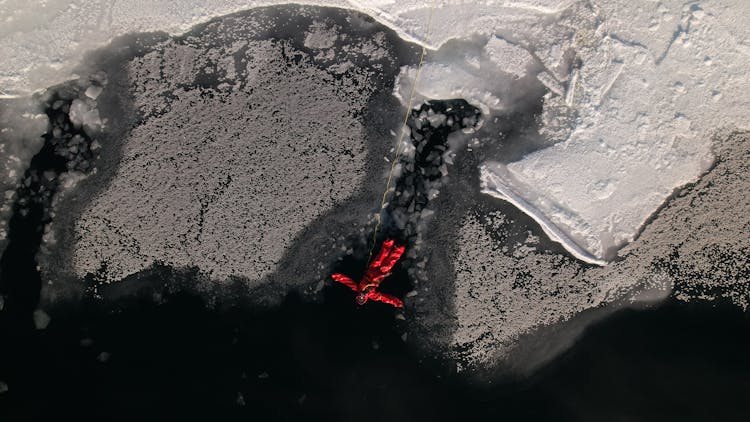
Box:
[391,0,750,263]
[3,0,750,263]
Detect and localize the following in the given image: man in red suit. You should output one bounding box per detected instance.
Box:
[331,239,406,308]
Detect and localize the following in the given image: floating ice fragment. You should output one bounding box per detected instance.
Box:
[33,309,50,330]
[84,85,103,100]
[68,99,102,132]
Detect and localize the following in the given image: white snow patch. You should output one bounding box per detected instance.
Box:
[0,0,576,97]
[390,0,750,263]
[484,36,534,79]
[480,163,607,266]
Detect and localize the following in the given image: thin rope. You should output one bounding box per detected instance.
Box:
[366,3,436,264]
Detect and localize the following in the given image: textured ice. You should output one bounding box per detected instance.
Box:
[4,1,749,262]
[67,38,372,283]
[450,130,750,369]
[483,36,534,79]
[32,8,411,301]
[481,1,750,262]
[391,0,750,263]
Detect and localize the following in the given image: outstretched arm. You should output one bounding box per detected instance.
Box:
[369,292,404,308]
[369,239,395,270]
[331,273,358,291]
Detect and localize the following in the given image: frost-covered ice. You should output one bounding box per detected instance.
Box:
[450,130,750,369]
[3,0,750,263]
[36,7,411,297]
[69,43,368,283]
[393,0,750,263]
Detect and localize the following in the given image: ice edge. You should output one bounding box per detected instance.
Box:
[479,164,608,267]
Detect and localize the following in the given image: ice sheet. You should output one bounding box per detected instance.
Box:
[391,0,750,263]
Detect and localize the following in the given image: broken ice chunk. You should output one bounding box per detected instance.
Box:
[33,309,50,330]
[84,85,103,100]
[537,71,564,96]
[68,99,102,132]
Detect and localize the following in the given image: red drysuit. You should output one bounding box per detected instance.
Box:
[331,239,405,308]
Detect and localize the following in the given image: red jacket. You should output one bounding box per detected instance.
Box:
[331,239,405,307]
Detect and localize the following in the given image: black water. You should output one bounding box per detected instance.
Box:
[1,284,749,421]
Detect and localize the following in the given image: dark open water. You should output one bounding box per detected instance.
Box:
[1,269,749,421]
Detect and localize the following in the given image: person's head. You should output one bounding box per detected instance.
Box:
[356,285,375,305]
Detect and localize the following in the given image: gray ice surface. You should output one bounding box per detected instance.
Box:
[74,39,368,283]
[443,130,750,373]
[39,6,419,302]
